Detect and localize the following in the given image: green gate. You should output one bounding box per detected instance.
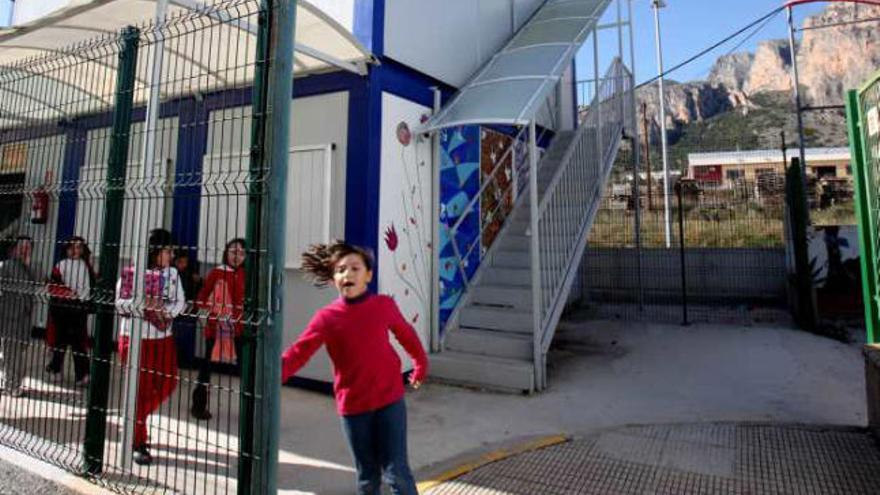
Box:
[847,72,880,344]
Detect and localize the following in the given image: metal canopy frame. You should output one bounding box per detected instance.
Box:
[0,0,371,125]
[421,0,613,132]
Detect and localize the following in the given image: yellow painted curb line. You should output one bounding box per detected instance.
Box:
[416,434,569,493]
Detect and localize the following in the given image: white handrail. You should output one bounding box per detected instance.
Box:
[530,58,633,377]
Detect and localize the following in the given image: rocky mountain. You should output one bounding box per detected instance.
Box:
[636,3,880,148]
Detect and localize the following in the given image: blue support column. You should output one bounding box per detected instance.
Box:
[344,70,382,291]
[171,98,208,259]
[54,127,87,262]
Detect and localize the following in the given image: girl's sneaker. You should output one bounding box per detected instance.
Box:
[75,375,90,387]
[133,445,152,465]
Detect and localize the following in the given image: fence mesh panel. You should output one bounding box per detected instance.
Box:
[572,85,856,325]
[0,1,274,493]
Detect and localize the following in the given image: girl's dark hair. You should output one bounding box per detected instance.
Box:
[300,240,373,287]
[222,238,246,268]
[147,228,174,269]
[67,236,96,279]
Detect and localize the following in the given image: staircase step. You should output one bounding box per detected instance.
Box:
[444,327,533,360]
[430,351,535,393]
[460,305,533,333]
[490,248,531,268]
[481,267,531,285]
[471,284,532,310]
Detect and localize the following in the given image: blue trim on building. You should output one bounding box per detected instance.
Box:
[371,0,385,57]
[293,71,364,99]
[377,58,455,108]
[170,98,208,263]
[54,127,87,263]
[344,70,381,292]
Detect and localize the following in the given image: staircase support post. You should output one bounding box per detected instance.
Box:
[593,26,602,166]
[627,0,644,310]
[529,120,544,391]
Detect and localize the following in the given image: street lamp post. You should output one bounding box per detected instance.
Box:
[652,0,672,248]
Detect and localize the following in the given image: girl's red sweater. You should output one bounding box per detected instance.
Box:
[196,265,246,339]
[281,294,429,416]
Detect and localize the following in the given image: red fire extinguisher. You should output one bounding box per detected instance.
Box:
[31,171,51,225]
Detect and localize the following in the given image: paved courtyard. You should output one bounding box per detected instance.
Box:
[423,423,880,495]
[0,316,870,494]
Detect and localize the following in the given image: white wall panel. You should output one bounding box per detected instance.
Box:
[200,92,349,382]
[76,118,179,266]
[15,135,65,327]
[384,0,545,88]
[307,0,355,33]
[377,92,433,370]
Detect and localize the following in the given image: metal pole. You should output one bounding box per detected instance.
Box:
[676,183,688,325]
[120,0,168,467]
[431,87,442,352]
[642,102,654,211]
[628,0,643,310]
[259,1,295,490]
[787,6,807,173]
[238,0,296,492]
[240,0,270,490]
[593,27,600,159]
[652,0,671,248]
[616,0,625,123]
[529,120,543,391]
[83,25,140,475]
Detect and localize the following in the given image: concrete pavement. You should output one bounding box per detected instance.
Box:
[422,423,880,494]
[0,314,868,494]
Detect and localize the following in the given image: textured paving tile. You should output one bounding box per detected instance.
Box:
[424,424,880,495]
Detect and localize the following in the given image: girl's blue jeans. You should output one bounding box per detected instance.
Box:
[341,399,418,495]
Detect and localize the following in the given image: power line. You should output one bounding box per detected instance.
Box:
[723,9,782,58]
[797,14,880,31]
[636,6,786,90]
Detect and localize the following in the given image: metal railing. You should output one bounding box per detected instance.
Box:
[530,59,632,389]
[442,100,556,322]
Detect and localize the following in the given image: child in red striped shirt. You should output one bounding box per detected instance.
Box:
[282,241,428,495]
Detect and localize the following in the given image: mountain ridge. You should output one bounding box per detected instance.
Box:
[635,2,880,149]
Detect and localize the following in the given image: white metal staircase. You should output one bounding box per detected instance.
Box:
[432,60,633,392]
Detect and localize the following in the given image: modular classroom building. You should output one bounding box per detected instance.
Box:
[0,0,593,386]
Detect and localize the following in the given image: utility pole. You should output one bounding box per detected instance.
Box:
[652,0,672,248]
[786,5,807,173]
[641,102,653,211]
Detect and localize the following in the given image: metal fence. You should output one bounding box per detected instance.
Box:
[847,72,880,344]
[0,0,291,492]
[568,3,874,327]
[573,126,823,325]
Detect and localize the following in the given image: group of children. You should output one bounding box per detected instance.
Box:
[2,231,428,493]
[114,229,247,465]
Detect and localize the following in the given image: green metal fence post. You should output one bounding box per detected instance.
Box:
[237,2,269,489]
[847,89,879,344]
[239,0,295,492]
[83,25,140,475]
[259,0,295,491]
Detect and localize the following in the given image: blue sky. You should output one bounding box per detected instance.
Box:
[576,0,827,86]
[0,0,827,85]
[0,1,10,27]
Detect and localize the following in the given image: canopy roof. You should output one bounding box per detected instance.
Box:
[0,0,372,127]
[423,0,612,132]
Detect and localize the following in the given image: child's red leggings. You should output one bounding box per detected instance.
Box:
[118,336,178,448]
